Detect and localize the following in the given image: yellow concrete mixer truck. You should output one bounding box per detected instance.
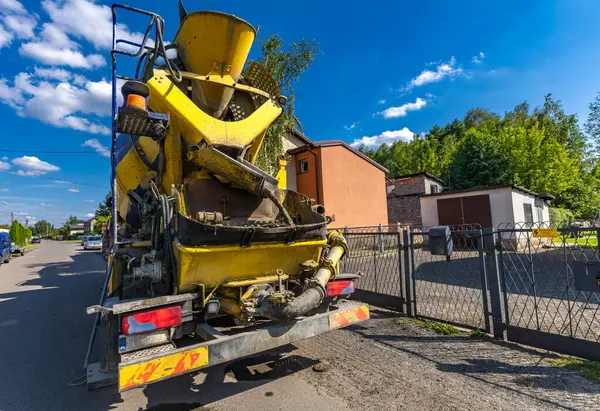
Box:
[85,2,369,391]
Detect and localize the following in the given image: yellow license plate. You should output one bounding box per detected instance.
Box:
[119,346,209,391]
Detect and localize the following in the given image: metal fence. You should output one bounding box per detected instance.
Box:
[338,224,600,360]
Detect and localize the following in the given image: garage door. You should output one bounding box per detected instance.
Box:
[437,194,492,227]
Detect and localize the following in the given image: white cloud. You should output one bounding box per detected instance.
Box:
[68,188,79,192]
[33,67,71,81]
[83,199,94,203]
[0,23,13,48]
[13,170,42,177]
[20,42,104,69]
[0,72,111,135]
[350,128,415,148]
[377,99,386,105]
[343,122,358,131]
[0,0,26,14]
[12,156,60,173]
[82,138,110,157]
[42,0,148,51]
[472,51,486,64]
[0,160,10,170]
[0,188,9,192]
[0,201,6,205]
[403,57,463,92]
[1,156,6,161]
[40,202,52,207]
[377,98,427,119]
[3,14,37,38]
[85,212,94,218]
[19,22,105,69]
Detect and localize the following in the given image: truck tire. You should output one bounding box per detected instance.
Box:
[3,254,10,263]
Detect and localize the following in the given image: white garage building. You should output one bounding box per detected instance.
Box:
[420,185,554,228]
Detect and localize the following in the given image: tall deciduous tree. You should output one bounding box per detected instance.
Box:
[255,34,321,173]
[585,92,600,154]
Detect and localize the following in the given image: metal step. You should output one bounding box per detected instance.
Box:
[117,107,169,137]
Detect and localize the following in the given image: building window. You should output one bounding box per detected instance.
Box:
[431,185,439,194]
[536,205,543,223]
[299,159,309,173]
[523,203,533,224]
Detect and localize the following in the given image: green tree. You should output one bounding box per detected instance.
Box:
[585,92,600,154]
[255,34,321,173]
[33,220,53,237]
[97,194,111,217]
[448,128,513,189]
[9,220,24,246]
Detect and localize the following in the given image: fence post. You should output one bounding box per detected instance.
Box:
[483,227,506,340]
[378,224,384,253]
[402,229,415,316]
[397,231,406,313]
[476,229,491,334]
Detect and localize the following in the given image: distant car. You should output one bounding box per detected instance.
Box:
[81,235,88,246]
[83,236,102,250]
[0,232,11,264]
[31,237,41,244]
[10,243,24,256]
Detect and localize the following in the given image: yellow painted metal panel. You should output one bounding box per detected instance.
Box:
[119,346,209,391]
[532,228,559,238]
[147,71,282,149]
[174,239,325,291]
[329,305,370,329]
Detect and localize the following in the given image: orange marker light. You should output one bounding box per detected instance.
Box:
[127,94,147,110]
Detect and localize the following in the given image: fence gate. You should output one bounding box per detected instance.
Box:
[338,228,405,311]
[497,226,600,359]
[410,227,490,331]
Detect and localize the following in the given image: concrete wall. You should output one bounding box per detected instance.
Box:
[511,191,550,224]
[319,145,388,227]
[424,177,443,194]
[420,187,515,228]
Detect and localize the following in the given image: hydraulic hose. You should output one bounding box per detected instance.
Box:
[260,231,348,321]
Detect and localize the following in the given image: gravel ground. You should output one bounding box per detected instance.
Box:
[292,308,600,411]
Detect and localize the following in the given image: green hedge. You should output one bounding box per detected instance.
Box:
[549,207,574,228]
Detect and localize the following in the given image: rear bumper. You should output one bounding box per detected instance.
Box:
[91,302,369,391]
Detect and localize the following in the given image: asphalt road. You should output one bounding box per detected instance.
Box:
[0,241,351,411]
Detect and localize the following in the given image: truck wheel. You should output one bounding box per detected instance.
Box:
[3,255,9,263]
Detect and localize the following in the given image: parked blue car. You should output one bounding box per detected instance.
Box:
[0,232,11,264]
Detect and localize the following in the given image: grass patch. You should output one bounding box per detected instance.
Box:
[552,237,598,248]
[415,319,461,335]
[469,328,490,339]
[551,356,600,383]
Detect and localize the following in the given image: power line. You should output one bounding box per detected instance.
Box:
[0,169,109,189]
[0,149,100,154]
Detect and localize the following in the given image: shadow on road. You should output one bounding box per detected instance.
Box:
[0,242,319,411]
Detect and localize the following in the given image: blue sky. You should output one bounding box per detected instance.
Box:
[0,0,599,226]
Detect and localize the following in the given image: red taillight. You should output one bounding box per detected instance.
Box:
[122,305,181,335]
[326,280,355,297]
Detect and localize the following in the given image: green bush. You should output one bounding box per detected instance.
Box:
[549,207,574,228]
